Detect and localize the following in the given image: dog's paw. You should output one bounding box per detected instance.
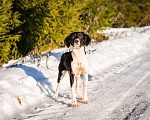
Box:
[72,104,79,108]
[79,97,83,100]
[52,95,57,99]
[84,100,91,104]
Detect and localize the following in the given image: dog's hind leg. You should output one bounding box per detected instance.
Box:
[76,75,83,100]
[53,70,67,99]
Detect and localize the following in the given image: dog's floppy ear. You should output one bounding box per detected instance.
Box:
[64,34,71,48]
[84,33,91,46]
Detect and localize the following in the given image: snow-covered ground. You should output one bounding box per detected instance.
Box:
[0,26,150,120]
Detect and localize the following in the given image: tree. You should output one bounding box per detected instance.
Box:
[0,0,21,65]
[41,0,84,51]
[12,0,84,56]
[112,0,150,27]
[13,0,46,56]
[81,0,115,41]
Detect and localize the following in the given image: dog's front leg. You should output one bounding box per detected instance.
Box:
[70,73,79,108]
[76,75,83,100]
[83,72,91,104]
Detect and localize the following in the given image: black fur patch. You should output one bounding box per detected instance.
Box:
[59,52,73,71]
[57,52,74,87]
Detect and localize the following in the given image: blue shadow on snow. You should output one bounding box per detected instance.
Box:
[17,65,55,97]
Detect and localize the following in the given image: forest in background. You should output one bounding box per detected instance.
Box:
[0,0,150,65]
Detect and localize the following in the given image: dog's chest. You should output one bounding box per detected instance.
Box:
[71,49,88,74]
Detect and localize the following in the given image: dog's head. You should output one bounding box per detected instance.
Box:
[64,32,91,48]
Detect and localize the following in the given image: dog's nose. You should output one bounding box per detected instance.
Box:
[75,39,79,43]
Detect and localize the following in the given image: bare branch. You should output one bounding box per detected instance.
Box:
[111,12,124,24]
[85,6,105,33]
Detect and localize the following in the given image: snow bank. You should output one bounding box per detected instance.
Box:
[0,26,150,119]
[89,26,150,75]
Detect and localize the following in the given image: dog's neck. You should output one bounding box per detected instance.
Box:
[71,46,86,58]
[72,46,85,54]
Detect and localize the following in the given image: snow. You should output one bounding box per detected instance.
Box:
[0,26,150,120]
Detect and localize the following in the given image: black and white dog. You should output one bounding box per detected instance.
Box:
[53,32,91,108]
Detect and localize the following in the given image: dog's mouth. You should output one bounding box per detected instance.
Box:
[74,43,80,48]
[75,43,80,45]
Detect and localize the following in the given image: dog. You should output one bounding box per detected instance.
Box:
[53,32,91,108]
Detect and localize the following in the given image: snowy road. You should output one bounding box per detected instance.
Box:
[21,50,150,120]
[1,26,150,120]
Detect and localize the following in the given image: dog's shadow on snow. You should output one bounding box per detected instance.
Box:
[18,65,55,97]
[16,61,93,108]
[52,97,72,107]
[17,65,76,107]
[51,73,93,107]
[52,94,85,107]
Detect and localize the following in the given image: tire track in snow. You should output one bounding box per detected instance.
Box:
[104,52,150,120]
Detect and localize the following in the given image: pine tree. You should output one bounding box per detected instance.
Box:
[0,0,21,65]
[12,0,85,55]
[81,0,115,41]
[112,0,150,27]
[41,0,84,51]
[13,0,45,56]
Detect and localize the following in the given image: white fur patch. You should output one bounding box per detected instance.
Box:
[71,46,88,75]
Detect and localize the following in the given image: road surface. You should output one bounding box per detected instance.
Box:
[22,50,150,120]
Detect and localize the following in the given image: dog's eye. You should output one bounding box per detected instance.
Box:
[78,33,83,39]
[71,34,76,39]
